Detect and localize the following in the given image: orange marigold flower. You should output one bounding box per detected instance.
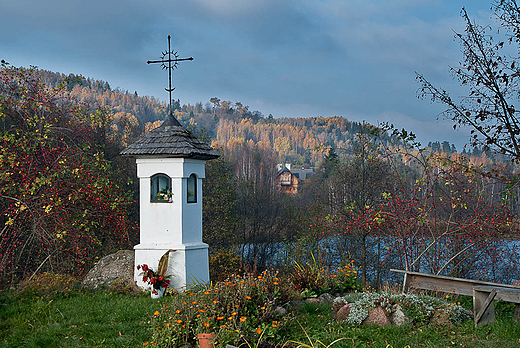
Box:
[217,316,224,320]
[204,291,210,295]
[175,310,181,314]
[228,317,233,320]
[273,282,278,285]
[272,324,278,328]
[191,301,197,305]
[176,320,183,324]
[213,300,219,304]
[144,342,149,346]
[153,311,160,316]
[256,328,262,334]
[246,296,251,300]
[240,317,247,322]
[232,312,237,316]
[166,323,172,327]
[260,307,265,310]
[203,322,210,327]
[165,305,169,309]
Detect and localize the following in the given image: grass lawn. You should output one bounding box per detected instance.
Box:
[1,289,520,347]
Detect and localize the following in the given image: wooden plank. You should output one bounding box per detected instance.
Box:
[391,269,520,290]
[406,275,474,296]
[473,286,520,304]
[513,304,520,322]
[474,288,497,327]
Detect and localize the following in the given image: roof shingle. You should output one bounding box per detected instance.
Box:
[121,116,220,160]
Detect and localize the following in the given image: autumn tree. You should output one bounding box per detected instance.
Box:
[417,1,520,161]
[0,65,135,285]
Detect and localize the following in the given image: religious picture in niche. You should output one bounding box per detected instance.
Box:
[187,173,197,203]
[151,174,172,202]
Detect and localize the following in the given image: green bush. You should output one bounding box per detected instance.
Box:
[289,259,362,298]
[209,247,242,282]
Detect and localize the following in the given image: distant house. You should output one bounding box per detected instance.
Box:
[276,164,314,194]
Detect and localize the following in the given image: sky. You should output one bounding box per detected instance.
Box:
[1,0,498,151]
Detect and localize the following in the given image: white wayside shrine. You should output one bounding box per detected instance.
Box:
[121,115,219,290]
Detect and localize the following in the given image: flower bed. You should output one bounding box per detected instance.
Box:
[336,292,472,326]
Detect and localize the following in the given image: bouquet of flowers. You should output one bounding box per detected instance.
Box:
[137,263,170,290]
[137,250,173,294]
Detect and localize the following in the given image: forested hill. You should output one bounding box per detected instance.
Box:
[35,69,463,167]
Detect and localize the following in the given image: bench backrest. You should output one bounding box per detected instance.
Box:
[391,269,520,298]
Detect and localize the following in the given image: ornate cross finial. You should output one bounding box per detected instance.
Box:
[147,35,193,117]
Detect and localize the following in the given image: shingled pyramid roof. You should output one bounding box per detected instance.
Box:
[121,115,220,160]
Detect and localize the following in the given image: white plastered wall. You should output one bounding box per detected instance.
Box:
[133,157,209,290]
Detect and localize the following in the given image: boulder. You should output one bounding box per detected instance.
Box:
[363,306,391,327]
[318,293,334,304]
[274,306,287,317]
[336,304,351,322]
[306,298,321,305]
[289,300,305,310]
[390,305,410,326]
[82,250,140,293]
[332,298,347,317]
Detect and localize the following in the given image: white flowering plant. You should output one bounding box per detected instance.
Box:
[336,292,471,326]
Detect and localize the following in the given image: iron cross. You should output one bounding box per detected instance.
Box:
[147,35,193,116]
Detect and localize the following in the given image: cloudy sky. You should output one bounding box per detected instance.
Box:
[1,0,497,150]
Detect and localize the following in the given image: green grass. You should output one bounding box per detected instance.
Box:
[2,290,520,347]
[280,301,520,348]
[0,289,158,347]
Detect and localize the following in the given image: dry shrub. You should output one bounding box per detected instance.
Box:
[17,272,78,297]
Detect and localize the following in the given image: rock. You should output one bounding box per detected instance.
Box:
[336,304,351,322]
[430,310,452,327]
[464,309,474,319]
[289,300,305,310]
[306,298,321,305]
[332,298,347,317]
[363,306,391,327]
[390,305,410,326]
[318,293,334,304]
[274,306,287,317]
[82,250,140,293]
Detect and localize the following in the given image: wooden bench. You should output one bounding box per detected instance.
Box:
[391,269,520,327]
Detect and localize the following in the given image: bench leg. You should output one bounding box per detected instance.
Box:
[402,273,409,293]
[473,289,497,328]
[514,304,520,322]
